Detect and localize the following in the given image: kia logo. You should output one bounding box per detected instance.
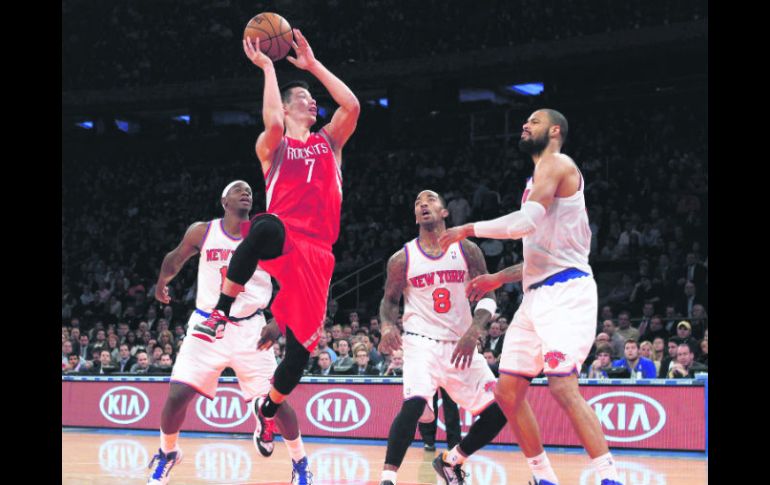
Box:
[98,439,148,477]
[305,388,371,432]
[195,443,252,481]
[195,387,252,428]
[99,386,150,424]
[310,446,370,482]
[587,392,667,442]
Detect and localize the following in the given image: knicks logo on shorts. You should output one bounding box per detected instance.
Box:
[544,351,566,369]
[483,381,496,394]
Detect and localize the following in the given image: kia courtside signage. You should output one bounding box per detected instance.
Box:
[62,379,705,450]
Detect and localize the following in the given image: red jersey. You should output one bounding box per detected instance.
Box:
[264,129,343,248]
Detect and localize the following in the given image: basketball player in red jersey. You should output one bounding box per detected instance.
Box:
[194,28,360,457]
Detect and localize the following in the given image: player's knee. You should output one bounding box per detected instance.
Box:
[399,398,427,423]
[494,377,526,407]
[246,213,285,260]
[547,376,580,405]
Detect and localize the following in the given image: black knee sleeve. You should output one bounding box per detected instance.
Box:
[272,328,310,395]
[458,403,507,456]
[385,398,427,468]
[227,214,285,285]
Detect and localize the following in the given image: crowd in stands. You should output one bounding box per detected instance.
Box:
[63,0,706,91]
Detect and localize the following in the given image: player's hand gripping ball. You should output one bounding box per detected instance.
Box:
[243,12,294,61]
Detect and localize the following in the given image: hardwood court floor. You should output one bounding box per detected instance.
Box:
[62,428,707,484]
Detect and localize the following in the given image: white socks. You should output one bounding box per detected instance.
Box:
[526,451,558,483]
[284,435,306,462]
[380,469,397,483]
[591,452,619,481]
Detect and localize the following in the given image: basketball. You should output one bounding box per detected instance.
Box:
[243,12,294,61]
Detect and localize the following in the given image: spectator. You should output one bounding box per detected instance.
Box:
[382,349,404,376]
[586,344,613,378]
[77,334,92,362]
[130,351,151,374]
[92,349,117,375]
[658,338,681,378]
[679,280,704,318]
[640,315,669,343]
[63,352,89,373]
[697,339,708,366]
[601,319,626,358]
[332,339,354,373]
[615,311,640,343]
[345,345,380,376]
[483,321,505,357]
[674,321,699,353]
[668,342,707,378]
[679,252,708,289]
[635,302,656,335]
[482,349,499,377]
[317,334,338,363]
[149,353,174,375]
[62,340,75,369]
[314,351,335,376]
[115,344,136,373]
[613,340,657,378]
[639,340,660,374]
[689,304,708,340]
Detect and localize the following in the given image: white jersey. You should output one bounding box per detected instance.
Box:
[196,218,272,318]
[402,239,473,341]
[521,171,593,290]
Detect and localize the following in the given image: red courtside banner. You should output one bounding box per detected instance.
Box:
[61,377,706,451]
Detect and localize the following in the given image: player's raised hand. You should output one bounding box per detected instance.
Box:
[286,29,318,70]
[155,283,171,304]
[451,329,479,370]
[439,224,473,252]
[467,273,503,302]
[378,325,402,354]
[257,319,282,350]
[243,36,274,70]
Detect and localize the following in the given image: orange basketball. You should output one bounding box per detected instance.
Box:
[243,12,294,62]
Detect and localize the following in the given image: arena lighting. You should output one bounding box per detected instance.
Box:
[378,97,389,107]
[76,121,93,129]
[318,106,327,117]
[173,115,190,124]
[115,119,130,133]
[507,82,545,96]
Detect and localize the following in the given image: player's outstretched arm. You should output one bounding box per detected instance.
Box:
[467,263,523,302]
[286,29,360,155]
[244,37,284,174]
[451,241,496,369]
[155,222,207,304]
[378,249,407,354]
[438,155,571,251]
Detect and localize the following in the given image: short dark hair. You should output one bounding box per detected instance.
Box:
[280,80,310,104]
[68,352,79,359]
[596,344,613,356]
[677,342,695,354]
[624,339,639,348]
[541,108,568,144]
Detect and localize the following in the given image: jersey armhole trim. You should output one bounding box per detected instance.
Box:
[200,221,213,250]
[403,244,410,280]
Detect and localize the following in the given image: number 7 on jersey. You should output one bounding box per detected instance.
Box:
[305,158,315,183]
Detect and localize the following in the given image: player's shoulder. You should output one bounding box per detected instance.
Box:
[459,238,482,255]
[387,247,408,267]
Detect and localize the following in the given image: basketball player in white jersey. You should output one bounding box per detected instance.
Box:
[148,181,312,485]
[377,190,508,485]
[440,109,622,485]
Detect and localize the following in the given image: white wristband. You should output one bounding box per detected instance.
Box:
[475,297,497,316]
